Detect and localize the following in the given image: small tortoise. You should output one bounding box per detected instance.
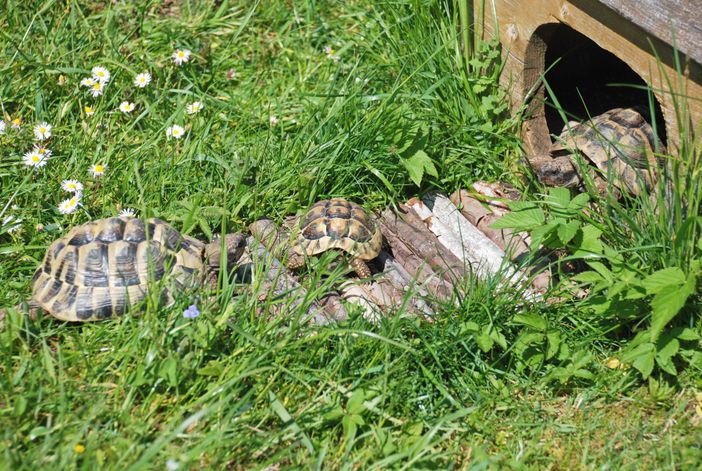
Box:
[287,198,382,278]
[251,198,383,278]
[530,107,664,196]
[24,217,246,322]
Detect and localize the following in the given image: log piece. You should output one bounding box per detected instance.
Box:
[378,208,458,301]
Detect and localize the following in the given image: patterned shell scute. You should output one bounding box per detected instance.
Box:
[558,108,663,195]
[295,198,382,260]
[31,217,205,322]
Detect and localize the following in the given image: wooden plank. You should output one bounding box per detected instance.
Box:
[595,0,702,66]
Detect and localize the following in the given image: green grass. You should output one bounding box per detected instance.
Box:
[1,1,700,469]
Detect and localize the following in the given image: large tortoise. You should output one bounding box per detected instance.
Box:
[22,216,246,322]
[530,107,664,196]
[251,198,382,278]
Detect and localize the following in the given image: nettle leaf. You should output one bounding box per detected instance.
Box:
[568,192,590,212]
[572,270,603,284]
[513,313,547,331]
[572,224,604,257]
[642,267,686,295]
[544,187,570,216]
[556,220,580,245]
[401,150,437,187]
[649,275,695,342]
[347,389,366,415]
[491,207,545,232]
[622,342,656,378]
[529,220,558,250]
[475,332,494,352]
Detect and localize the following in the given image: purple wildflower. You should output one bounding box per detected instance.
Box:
[182,304,200,319]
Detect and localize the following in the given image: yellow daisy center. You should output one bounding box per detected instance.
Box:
[95,165,104,172]
[178,51,185,57]
[92,83,101,90]
[31,155,40,163]
[39,127,46,133]
[12,118,20,125]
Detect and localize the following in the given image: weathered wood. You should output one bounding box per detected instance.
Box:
[375,250,435,318]
[412,193,506,278]
[378,209,455,301]
[475,0,702,157]
[595,0,702,66]
[338,281,381,322]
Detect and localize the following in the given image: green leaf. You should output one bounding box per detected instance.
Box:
[42,343,57,383]
[347,389,366,414]
[622,342,656,379]
[676,327,701,341]
[324,406,344,422]
[571,270,603,283]
[545,187,571,211]
[342,415,358,441]
[513,313,547,331]
[568,192,590,211]
[650,275,695,342]
[546,330,561,360]
[572,224,604,257]
[197,360,225,377]
[642,267,686,295]
[401,150,436,187]
[491,208,545,231]
[475,332,494,352]
[556,220,580,245]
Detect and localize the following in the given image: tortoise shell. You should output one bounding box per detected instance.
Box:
[553,108,664,196]
[31,217,205,322]
[292,198,382,261]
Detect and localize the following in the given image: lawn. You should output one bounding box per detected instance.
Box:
[1,1,700,469]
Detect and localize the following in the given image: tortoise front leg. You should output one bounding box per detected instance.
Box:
[349,258,372,278]
[287,252,305,271]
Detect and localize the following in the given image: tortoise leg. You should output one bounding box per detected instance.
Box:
[349,258,372,278]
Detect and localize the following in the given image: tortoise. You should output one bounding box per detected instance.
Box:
[529,107,664,197]
[16,217,246,322]
[251,198,382,278]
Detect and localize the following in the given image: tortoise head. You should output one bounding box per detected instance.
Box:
[204,233,247,274]
[530,152,581,188]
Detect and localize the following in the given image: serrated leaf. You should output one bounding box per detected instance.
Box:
[347,389,366,414]
[546,330,561,360]
[642,267,686,295]
[676,327,701,341]
[546,187,571,210]
[572,224,604,257]
[402,150,436,187]
[571,270,603,283]
[650,275,695,342]
[491,208,545,231]
[622,343,655,379]
[489,328,508,349]
[556,220,580,245]
[513,313,547,331]
[568,192,590,211]
[475,332,494,352]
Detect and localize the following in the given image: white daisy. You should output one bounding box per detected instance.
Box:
[172,49,191,66]
[23,150,48,168]
[33,144,52,159]
[134,72,151,88]
[89,163,107,177]
[80,77,96,87]
[186,101,203,115]
[61,179,84,194]
[11,117,21,129]
[323,45,340,62]
[0,120,5,134]
[84,105,95,116]
[166,124,185,139]
[119,208,136,218]
[2,215,22,234]
[89,81,104,97]
[91,66,110,83]
[269,115,279,125]
[119,101,135,113]
[58,196,81,215]
[33,122,52,141]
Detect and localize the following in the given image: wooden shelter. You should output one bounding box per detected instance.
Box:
[473,0,702,155]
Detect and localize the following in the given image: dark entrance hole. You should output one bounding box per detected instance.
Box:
[537,23,667,146]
